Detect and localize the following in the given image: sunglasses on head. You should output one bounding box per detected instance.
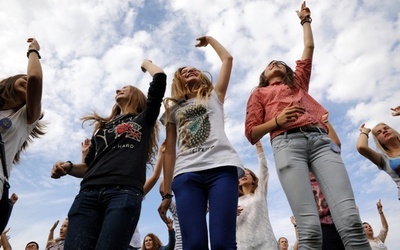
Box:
[268,60,287,66]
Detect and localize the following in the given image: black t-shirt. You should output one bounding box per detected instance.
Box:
[81,73,166,194]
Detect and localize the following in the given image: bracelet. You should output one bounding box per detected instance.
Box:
[360,132,369,139]
[301,16,312,25]
[379,212,383,214]
[27,49,41,59]
[275,116,280,127]
[66,161,73,174]
[162,193,174,200]
[294,224,297,228]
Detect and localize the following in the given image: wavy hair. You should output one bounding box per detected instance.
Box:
[142,233,162,250]
[163,67,213,126]
[238,168,259,197]
[81,86,158,164]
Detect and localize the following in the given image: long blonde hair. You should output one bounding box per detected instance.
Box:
[163,67,213,125]
[372,122,400,157]
[82,86,158,163]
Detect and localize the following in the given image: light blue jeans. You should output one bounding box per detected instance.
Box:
[272,131,371,250]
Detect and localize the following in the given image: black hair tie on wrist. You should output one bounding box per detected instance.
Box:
[162,193,174,200]
[27,49,41,59]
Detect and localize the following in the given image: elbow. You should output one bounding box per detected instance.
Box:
[305,43,314,51]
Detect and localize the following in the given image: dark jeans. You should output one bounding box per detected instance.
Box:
[172,166,238,250]
[322,224,345,250]
[64,185,142,250]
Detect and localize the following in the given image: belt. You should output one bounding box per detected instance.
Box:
[279,125,327,136]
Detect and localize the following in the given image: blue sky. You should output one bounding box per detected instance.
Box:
[1,0,399,248]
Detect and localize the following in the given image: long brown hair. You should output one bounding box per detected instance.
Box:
[163,67,213,126]
[238,168,259,197]
[81,86,158,163]
[258,61,295,88]
[0,74,46,163]
[142,233,162,250]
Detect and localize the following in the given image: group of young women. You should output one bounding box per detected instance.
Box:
[0,1,398,249]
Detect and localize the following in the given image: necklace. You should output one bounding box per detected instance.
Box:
[0,111,13,129]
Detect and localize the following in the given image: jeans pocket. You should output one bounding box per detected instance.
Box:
[272,136,291,154]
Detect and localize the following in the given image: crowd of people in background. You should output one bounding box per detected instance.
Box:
[0,1,398,249]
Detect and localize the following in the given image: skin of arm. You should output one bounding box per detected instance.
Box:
[25,38,43,124]
[296,1,314,60]
[356,124,383,166]
[46,220,59,247]
[141,59,165,76]
[1,228,12,250]
[51,161,88,179]
[377,200,388,230]
[158,124,177,224]
[195,36,233,103]
[322,113,341,147]
[291,216,299,250]
[143,142,165,196]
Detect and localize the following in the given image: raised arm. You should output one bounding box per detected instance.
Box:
[377,200,388,230]
[1,228,11,250]
[81,138,91,163]
[141,59,164,76]
[195,36,233,102]
[26,38,43,124]
[356,124,383,166]
[158,124,177,224]
[143,141,165,195]
[291,216,299,250]
[46,220,59,248]
[296,1,314,60]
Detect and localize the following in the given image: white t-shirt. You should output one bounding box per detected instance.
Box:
[161,91,244,177]
[0,106,37,182]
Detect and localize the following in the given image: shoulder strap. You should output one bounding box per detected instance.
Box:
[0,133,8,179]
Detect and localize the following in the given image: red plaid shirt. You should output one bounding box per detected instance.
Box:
[245,59,328,143]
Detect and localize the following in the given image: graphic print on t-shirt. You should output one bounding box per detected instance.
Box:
[176,103,211,151]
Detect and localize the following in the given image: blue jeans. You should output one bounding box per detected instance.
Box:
[272,132,371,250]
[172,166,238,250]
[64,186,142,250]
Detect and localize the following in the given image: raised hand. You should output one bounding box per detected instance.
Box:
[359,124,371,134]
[390,106,400,116]
[296,1,311,20]
[195,36,210,47]
[27,38,40,51]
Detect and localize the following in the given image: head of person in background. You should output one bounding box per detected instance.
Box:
[278,237,289,250]
[59,218,68,239]
[362,222,375,239]
[238,168,259,196]
[25,241,39,250]
[142,233,162,250]
[371,122,400,156]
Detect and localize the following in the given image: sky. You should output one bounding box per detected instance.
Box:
[0,0,399,249]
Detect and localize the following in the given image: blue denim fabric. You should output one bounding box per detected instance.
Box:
[64,186,142,250]
[172,166,238,250]
[272,132,371,250]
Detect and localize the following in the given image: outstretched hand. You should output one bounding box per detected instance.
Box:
[390,106,400,116]
[50,220,59,231]
[195,36,210,47]
[296,1,311,20]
